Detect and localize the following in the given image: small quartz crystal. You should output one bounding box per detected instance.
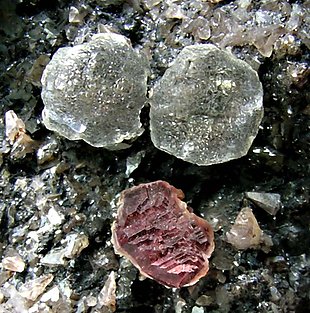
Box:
[5,110,37,159]
[41,233,89,266]
[245,192,281,215]
[41,33,149,149]
[112,181,214,288]
[226,207,273,251]
[1,255,25,273]
[150,44,263,166]
[18,274,54,301]
[5,110,27,144]
[96,271,116,312]
[40,286,60,303]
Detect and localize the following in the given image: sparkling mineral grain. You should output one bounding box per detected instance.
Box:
[150,44,263,166]
[111,181,215,288]
[41,33,149,149]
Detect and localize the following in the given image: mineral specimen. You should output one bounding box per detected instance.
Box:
[18,274,54,301]
[5,110,37,159]
[226,207,272,251]
[40,233,89,266]
[111,181,214,288]
[150,44,263,166]
[96,271,117,312]
[1,255,25,273]
[245,192,281,215]
[41,33,149,149]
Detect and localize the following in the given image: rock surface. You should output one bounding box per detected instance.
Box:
[150,44,263,166]
[112,181,214,288]
[0,0,308,312]
[41,33,149,149]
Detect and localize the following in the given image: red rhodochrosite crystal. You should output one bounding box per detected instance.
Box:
[111,181,215,288]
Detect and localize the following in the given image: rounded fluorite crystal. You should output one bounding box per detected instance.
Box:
[112,181,214,288]
[41,33,149,149]
[150,44,264,166]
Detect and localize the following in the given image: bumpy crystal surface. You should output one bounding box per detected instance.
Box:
[112,181,214,288]
[41,33,149,149]
[150,44,264,165]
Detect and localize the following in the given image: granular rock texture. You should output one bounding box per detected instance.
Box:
[150,44,263,166]
[112,181,214,288]
[41,33,149,149]
[0,0,309,312]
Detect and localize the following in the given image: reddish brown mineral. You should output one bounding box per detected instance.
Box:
[111,180,214,288]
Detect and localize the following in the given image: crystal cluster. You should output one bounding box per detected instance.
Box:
[150,44,263,166]
[112,181,214,288]
[143,0,308,58]
[41,33,149,149]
